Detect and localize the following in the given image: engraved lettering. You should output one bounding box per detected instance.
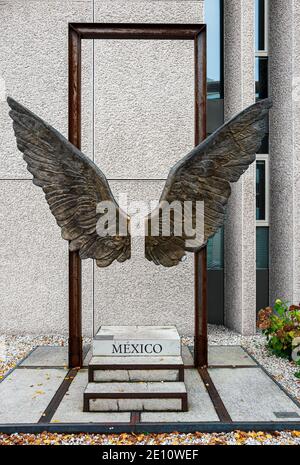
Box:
[153,344,163,354]
[112,344,122,354]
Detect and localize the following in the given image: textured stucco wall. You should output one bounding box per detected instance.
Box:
[0,0,204,335]
[223,0,256,335]
[269,0,300,305]
[0,1,94,335]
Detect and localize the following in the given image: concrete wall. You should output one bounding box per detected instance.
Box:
[0,0,204,336]
[269,0,300,305]
[223,0,256,335]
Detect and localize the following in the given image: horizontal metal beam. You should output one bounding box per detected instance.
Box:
[69,23,205,40]
[0,421,299,434]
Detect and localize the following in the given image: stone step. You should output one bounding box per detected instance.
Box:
[88,355,184,382]
[93,325,181,357]
[83,381,188,412]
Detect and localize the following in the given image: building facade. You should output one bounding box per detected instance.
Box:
[0,0,299,337]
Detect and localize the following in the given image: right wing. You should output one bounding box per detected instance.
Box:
[145,98,271,267]
[8,97,130,267]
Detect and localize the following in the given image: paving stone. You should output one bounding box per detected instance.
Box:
[209,367,300,422]
[85,381,186,412]
[182,345,194,365]
[89,355,183,382]
[83,347,92,367]
[85,381,186,394]
[0,368,66,423]
[20,345,91,367]
[141,369,219,422]
[208,346,257,367]
[89,398,182,412]
[52,370,130,423]
[19,346,68,367]
[93,369,180,382]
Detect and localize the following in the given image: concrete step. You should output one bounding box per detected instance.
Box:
[83,381,188,412]
[88,355,185,382]
[93,325,181,357]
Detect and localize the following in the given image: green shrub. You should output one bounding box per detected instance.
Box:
[257,299,300,359]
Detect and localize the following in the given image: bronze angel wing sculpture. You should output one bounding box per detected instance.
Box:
[8,97,271,268]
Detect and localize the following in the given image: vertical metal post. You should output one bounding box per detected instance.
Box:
[68,26,83,368]
[194,28,208,367]
[194,249,208,366]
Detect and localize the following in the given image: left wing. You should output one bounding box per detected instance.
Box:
[8,97,131,267]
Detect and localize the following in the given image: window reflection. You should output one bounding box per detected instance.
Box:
[255,0,267,52]
[206,0,222,100]
[256,161,266,221]
[256,227,269,269]
[206,0,224,270]
[207,228,224,270]
[256,57,268,100]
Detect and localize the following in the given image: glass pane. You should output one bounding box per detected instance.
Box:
[205,0,221,99]
[256,227,269,269]
[207,228,224,270]
[256,57,268,100]
[257,133,269,154]
[207,99,224,134]
[256,160,266,221]
[255,0,266,51]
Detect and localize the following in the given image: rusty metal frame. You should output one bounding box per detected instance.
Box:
[68,23,207,368]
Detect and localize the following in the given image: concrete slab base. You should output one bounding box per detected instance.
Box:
[85,381,187,412]
[92,368,180,382]
[52,370,131,423]
[208,346,256,367]
[0,368,66,423]
[89,355,184,382]
[1,345,299,430]
[19,345,91,367]
[141,369,219,423]
[209,367,300,422]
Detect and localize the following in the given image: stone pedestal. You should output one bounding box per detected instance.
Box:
[83,326,188,412]
[93,325,181,356]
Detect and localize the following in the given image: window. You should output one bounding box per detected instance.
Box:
[206,0,224,271]
[256,227,269,269]
[256,154,269,226]
[256,56,268,100]
[207,228,224,270]
[255,0,268,101]
[255,1,269,308]
[255,0,268,54]
[206,0,223,100]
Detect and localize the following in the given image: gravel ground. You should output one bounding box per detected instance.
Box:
[0,431,300,445]
[0,326,300,445]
